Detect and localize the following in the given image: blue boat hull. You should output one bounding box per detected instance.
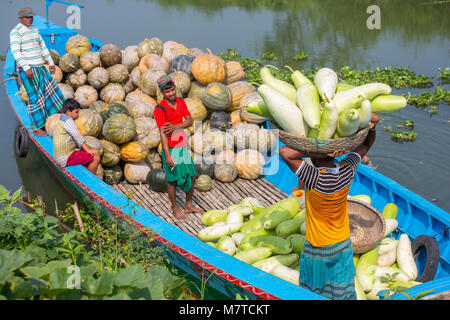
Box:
[4,15,449,300]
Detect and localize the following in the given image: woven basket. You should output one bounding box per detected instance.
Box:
[347,198,386,254]
[269,121,370,154]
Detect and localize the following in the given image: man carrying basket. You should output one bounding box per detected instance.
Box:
[279,113,379,300]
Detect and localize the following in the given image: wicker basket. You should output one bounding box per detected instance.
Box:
[269,121,370,154]
[347,198,386,254]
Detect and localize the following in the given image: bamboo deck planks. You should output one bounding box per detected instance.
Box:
[112,177,289,238]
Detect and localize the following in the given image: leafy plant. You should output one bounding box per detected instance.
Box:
[0,185,193,300]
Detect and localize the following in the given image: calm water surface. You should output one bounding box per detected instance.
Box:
[1,0,449,212]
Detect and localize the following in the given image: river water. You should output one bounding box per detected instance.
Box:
[1,0,449,215]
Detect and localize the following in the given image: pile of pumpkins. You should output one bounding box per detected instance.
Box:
[37,34,277,192]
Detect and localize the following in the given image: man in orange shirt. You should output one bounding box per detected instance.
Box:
[279,113,378,300]
[154,75,203,220]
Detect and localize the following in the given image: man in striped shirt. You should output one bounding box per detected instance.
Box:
[10,7,65,136]
[279,113,379,300]
[53,99,100,174]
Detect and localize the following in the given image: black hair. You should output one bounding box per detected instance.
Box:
[61,98,81,113]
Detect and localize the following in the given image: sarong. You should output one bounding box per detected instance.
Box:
[299,237,357,300]
[19,66,65,129]
[66,150,94,167]
[161,145,197,193]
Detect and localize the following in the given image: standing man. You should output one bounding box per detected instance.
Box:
[10,7,65,136]
[279,113,379,300]
[154,75,203,220]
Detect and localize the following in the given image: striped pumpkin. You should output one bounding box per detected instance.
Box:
[102,113,136,144]
[100,139,121,167]
[201,82,231,111]
[87,67,109,89]
[169,55,195,78]
[74,108,103,137]
[225,81,256,112]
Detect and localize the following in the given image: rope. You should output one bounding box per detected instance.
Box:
[432,226,449,238]
[0,77,16,85]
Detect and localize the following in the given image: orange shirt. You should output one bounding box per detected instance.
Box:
[295,153,361,247]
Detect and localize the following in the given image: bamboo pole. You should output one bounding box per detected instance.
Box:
[72,202,85,232]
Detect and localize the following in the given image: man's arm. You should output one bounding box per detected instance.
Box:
[10,29,31,72]
[352,113,378,159]
[38,32,54,66]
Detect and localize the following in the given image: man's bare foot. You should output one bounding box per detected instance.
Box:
[172,205,187,220]
[32,128,47,137]
[184,204,204,214]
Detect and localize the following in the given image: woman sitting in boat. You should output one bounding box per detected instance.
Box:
[279,113,379,300]
[153,75,204,220]
[53,98,100,174]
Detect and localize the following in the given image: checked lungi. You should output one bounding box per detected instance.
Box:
[299,238,357,300]
[19,66,65,130]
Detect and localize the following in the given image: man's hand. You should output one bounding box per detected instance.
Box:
[49,65,56,75]
[25,69,33,79]
[326,148,346,158]
[86,147,97,157]
[165,154,176,167]
[369,112,379,129]
[162,122,178,135]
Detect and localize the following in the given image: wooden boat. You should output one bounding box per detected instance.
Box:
[4,15,449,300]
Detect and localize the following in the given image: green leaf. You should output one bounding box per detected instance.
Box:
[113,265,147,289]
[11,188,22,203]
[84,271,114,296]
[49,267,70,290]
[20,265,51,279]
[0,249,34,284]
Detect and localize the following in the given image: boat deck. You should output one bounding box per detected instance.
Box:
[113,177,289,238]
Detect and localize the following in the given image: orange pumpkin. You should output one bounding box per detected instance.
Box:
[234,149,265,180]
[120,141,149,163]
[191,49,227,86]
[138,54,169,73]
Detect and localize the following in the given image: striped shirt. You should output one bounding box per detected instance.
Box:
[295,152,361,194]
[295,152,361,247]
[53,114,86,167]
[10,23,54,72]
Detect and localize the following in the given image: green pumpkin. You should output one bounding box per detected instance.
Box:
[89,100,107,114]
[100,101,130,122]
[147,168,168,192]
[195,174,213,192]
[137,38,164,58]
[100,139,121,167]
[59,52,80,73]
[102,113,136,144]
[210,111,231,131]
[103,165,123,185]
[194,158,215,178]
[202,82,231,111]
